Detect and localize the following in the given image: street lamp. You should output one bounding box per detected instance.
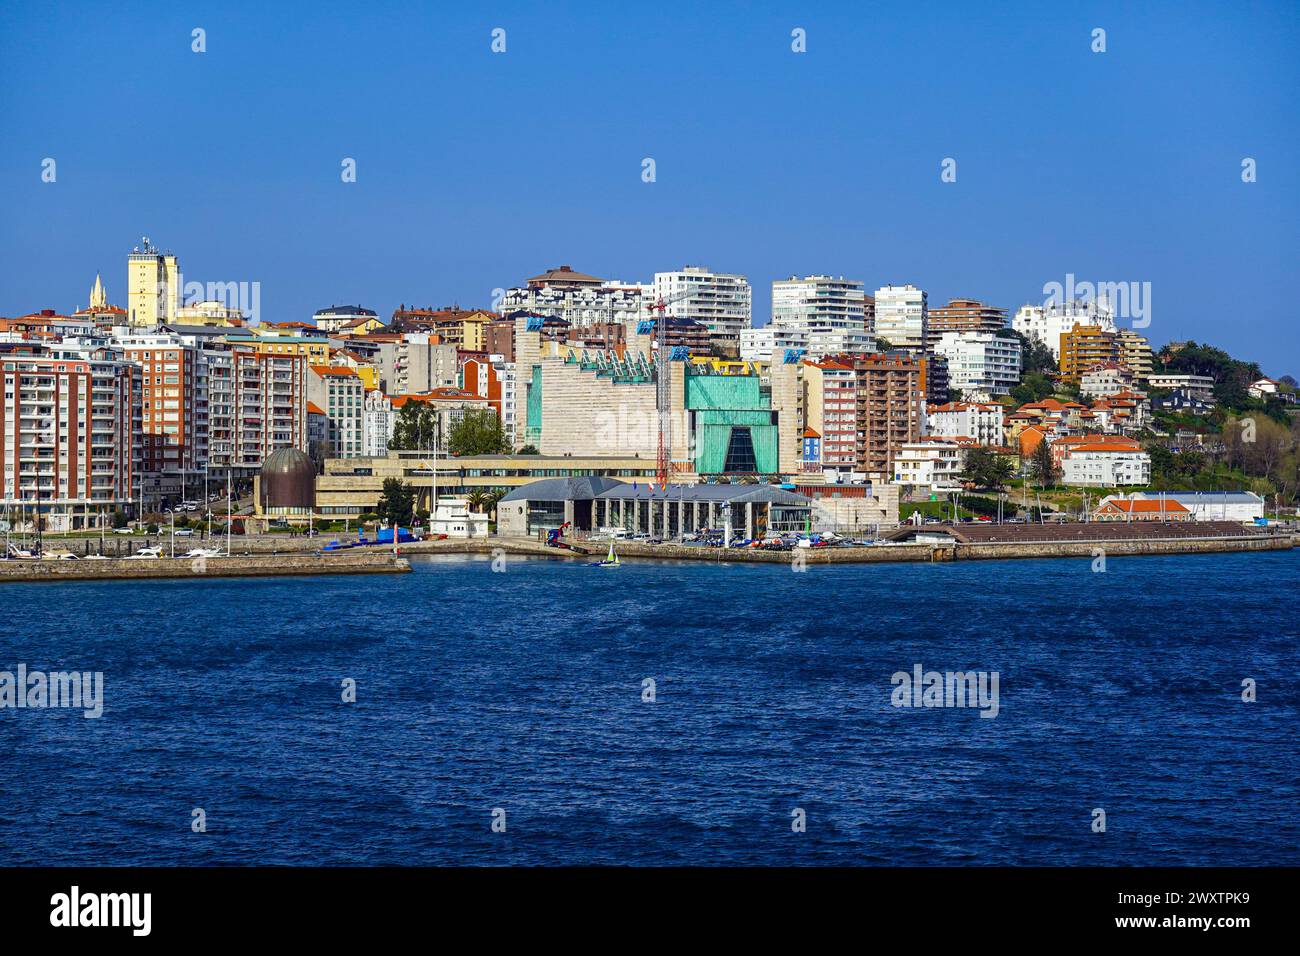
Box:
[164,508,175,558]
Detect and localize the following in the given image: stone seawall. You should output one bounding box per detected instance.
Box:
[0,552,411,583]
[553,533,1294,565]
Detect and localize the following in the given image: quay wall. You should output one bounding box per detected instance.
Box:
[555,533,1294,564]
[0,552,411,583]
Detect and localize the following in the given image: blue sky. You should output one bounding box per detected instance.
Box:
[1,0,1296,373]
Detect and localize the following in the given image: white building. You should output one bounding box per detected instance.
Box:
[933,331,1021,399]
[654,266,752,346]
[1146,373,1215,402]
[1060,446,1151,487]
[1,345,140,531]
[926,402,1005,446]
[361,389,394,457]
[1126,490,1265,522]
[372,334,458,395]
[1012,299,1115,361]
[1080,362,1137,400]
[872,284,928,351]
[769,275,873,357]
[307,366,365,458]
[891,439,967,492]
[429,495,489,538]
[501,272,652,336]
[739,325,809,361]
[314,305,379,333]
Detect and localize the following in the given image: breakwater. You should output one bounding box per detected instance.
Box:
[555,530,1293,564]
[0,551,411,583]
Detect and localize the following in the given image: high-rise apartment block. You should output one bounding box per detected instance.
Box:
[872,284,928,351]
[127,237,181,328]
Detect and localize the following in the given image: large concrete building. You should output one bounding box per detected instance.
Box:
[312,452,659,521]
[925,298,1007,349]
[1012,299,1115,361]
[654,266,752,352]
[932,330,1022,399]
[500,266,652,337]
[852,352,927,480]
[872,284,928,351]
[1060,324,1122,384]
[767,275,873,358]
[515,317,803,479]
[0,342,140,530]
[126,237,181,328]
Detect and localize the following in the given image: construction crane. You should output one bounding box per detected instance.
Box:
[644,283,726,488]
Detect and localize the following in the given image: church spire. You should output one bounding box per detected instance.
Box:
[89,272,107,309]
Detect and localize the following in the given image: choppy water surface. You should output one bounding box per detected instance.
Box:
[1,550,1296,865]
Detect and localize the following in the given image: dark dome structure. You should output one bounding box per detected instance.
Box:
[259,447,316,511]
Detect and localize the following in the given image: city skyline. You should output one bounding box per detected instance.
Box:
[1,1,1297,373]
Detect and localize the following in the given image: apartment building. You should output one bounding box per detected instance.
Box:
[308,365,365,459]
[1059,324,1121,384]
[1012,299,1115,361]
[500,266,652,335]
[926,401,1005,446]
[770,275,873,357]
[118,333,204,498]
[1115,330,1154,381]
[739,325,810,362]
[1146,373,1215,402]
[1059,443,1151,487]
[371,334,458,395]
[932,331,1021,399]
[1079,362,1137,400]
[0,344,140,530]
[360,390,393,458]
[852,352,926,480]
[389,306,496,350]
[892,438,968,493]
[872,284,928,351]
[924,298,1007,349]
[205,347,307,475]
[126,237,180,328]
[654,266,752,350]
[803,358,859,474]
[314,305,379,333]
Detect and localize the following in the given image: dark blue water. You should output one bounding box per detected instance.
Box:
[1,550,1297,865]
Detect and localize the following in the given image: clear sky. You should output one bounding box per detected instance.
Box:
[1,0,1296,373]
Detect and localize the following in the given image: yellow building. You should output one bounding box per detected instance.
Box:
[225,332,331,365]
[1060,324,1121,384]
[127,237,181,327]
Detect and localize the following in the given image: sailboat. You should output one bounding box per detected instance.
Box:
[590,539,621,568]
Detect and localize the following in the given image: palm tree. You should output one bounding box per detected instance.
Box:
[465,489,490,515]
[484,488,507,521]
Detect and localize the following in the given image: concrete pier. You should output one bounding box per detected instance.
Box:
[0,551,411,583]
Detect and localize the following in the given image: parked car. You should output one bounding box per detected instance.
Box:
[173,528,195,536]
[113,527,136,534]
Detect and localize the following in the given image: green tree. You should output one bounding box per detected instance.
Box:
[448,409,509,456]
[376,478,415,529]
[961,446,1015,490]
[110,509,128,529]
[465,489,490,515]
[1003,329,1057,376]
[1030,439,1058,486]
[516,444,539,455]
[1009,371,1055,407]
[389,400,440,451]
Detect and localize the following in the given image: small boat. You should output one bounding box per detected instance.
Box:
[590,540,621,568]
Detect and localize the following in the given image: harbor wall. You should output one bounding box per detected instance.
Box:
[554,533,1294,564]
[0,552,411,583]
